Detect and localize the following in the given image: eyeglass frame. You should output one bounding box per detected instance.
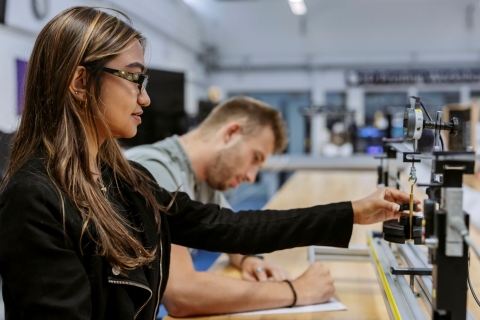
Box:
[102,67,149,93]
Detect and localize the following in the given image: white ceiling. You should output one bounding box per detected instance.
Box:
[185,0,480,68]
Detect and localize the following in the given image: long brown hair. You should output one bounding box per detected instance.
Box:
[2,7,167,274]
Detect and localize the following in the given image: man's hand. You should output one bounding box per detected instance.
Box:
[291,262,334,306]
[352,187,421,225]
[241,256,291,282]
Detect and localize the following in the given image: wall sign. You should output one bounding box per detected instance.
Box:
[346,69,480,86]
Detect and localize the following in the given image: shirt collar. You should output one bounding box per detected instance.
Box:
[171,135,202,186]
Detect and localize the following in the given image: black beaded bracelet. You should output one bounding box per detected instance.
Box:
[239,254,264,268]
[283,279,297,308]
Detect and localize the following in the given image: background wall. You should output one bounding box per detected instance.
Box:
[0,0,207,133]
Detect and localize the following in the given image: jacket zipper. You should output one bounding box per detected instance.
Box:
[108,279,152,319]
[153,233,163,320]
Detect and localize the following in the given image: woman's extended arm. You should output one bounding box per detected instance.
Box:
[164,187,417,254]
[165,191,354,254]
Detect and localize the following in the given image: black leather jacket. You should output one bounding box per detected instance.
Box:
[0,158,354,320]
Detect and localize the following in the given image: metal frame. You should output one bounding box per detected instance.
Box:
[368,232,428,320]
[307,245,370,264]
[310,232,476,319]
[366,232,475,320]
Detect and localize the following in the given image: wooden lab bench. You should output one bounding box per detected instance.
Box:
[165,170,480,320]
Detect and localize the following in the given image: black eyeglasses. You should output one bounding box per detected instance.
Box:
[102,67,149,93]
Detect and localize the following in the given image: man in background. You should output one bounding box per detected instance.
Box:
[126,96,334,317]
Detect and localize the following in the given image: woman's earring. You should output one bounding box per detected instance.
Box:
[75,91,78,94]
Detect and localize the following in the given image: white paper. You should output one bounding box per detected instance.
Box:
[231,298,347,316]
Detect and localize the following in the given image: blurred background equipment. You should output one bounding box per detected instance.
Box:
[190,85,223,127]
[120,68,188,148]
[0,0,5,24]
[301,105,356,157]
[443,103,479,151]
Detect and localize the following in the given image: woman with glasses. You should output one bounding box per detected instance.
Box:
[0,6,417,320]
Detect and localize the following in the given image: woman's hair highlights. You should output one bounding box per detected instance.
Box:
[2,7,167,274]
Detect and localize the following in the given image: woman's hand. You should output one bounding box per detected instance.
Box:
[352,187,421,225]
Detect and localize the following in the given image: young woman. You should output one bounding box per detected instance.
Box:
[0,6,417,320]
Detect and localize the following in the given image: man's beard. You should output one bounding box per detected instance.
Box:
[205,145,241,191]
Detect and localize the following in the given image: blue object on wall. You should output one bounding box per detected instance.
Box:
[16,59,28,115]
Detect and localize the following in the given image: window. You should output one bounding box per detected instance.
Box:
[417,91,460,118]
[325,92,346,111]
[364,92,408,126]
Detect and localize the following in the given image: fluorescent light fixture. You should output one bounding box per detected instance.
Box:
[288,0,307,15]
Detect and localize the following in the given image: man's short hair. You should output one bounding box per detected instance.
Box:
[198,96,288,154]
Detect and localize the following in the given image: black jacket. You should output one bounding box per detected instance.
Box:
[0,158,354,320]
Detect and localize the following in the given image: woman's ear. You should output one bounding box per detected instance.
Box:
[69,66,87,101]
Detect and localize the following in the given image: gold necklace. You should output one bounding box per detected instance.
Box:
[97,178,107,194]
[93,166,107,194]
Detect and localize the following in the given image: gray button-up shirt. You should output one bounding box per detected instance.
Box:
[124,135,231,210]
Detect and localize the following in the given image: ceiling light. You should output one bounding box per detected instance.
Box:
[288,0,307,15]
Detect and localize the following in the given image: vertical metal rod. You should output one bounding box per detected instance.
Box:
[409,191,414,239]
[434,111,442,150]
[408,163,417,240]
